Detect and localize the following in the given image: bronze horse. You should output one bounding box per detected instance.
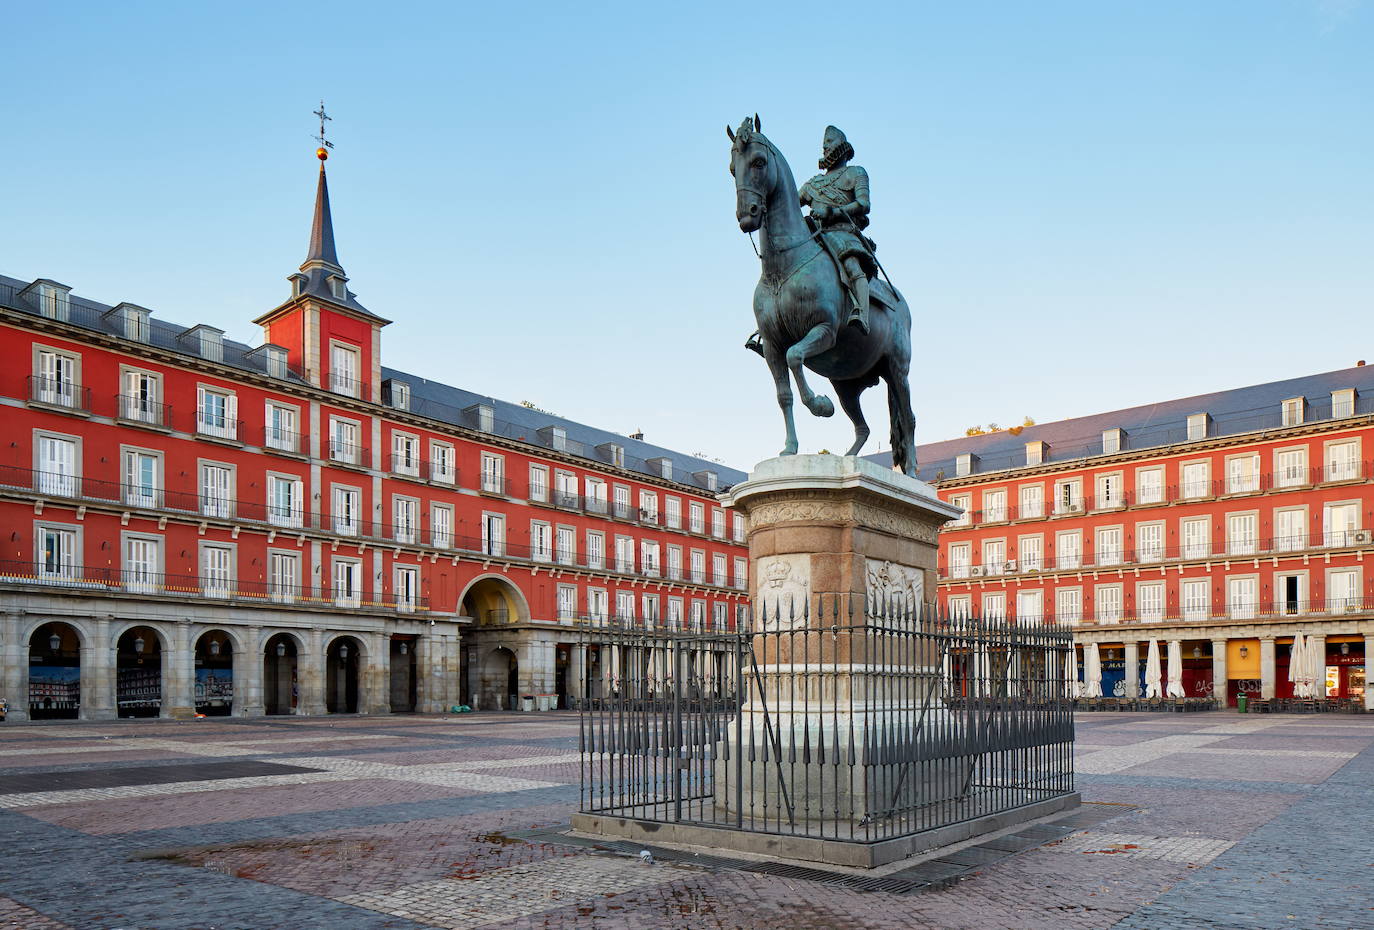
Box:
[728,116,916,476]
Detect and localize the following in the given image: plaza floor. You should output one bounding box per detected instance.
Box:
[0,711,1370,930]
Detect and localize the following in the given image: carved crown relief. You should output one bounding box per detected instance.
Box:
[755,554,809,630]
[866,559,924,613]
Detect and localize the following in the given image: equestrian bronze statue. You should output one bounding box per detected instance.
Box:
[728,116,917,476]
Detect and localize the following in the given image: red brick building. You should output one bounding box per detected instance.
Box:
[898,369,1374,710]
[0,153,748,721]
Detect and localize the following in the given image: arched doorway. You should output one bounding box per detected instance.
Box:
[326,636,362,714]
[460,575,530,627]
[390,636,417,713]
[116,626,162,718]
[264,633,299,715]
[29,622,81,720]
[195,630,234,716]
[482,647,518,711]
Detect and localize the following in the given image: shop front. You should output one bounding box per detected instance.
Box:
[1225,638,1261,708]
[1181,641,1213,698]
[1324,638,1366,701]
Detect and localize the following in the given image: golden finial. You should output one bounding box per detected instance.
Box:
[312,101,334,161]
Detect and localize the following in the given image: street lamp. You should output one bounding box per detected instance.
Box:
[48,632,61,652]
[399,642,407,655]
[276,641,287,657]
[133,636,145,654]
[209,640,221,656]
[339,644,349,660]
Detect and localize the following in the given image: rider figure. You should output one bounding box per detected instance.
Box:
[745,125,877,355]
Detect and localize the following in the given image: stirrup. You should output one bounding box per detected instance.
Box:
[744,332,765,357]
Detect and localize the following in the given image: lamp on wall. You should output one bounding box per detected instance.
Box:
[399,642,407,655]
[49,632,61,652]
[1342,642,1350,655]
[133,635,145,654]
[209,640,221,656]
[1239,646,1249,659]
[1193,646,1202,659]
[339,643,349,659]
[276,641,287,657]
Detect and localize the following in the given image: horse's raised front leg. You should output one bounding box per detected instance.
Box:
[764,342,799,456]
[786,323,837,418]
[832,377,871,456]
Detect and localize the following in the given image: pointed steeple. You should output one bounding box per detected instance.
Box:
[303,162,342,272]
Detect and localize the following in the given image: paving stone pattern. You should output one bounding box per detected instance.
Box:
[0,711,1369,929]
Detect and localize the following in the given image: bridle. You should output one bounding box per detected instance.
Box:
[734,136,818,258]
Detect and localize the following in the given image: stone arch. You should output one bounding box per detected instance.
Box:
[480,646,519,711]
[325,634,365,714]
[27,621,84,720]
[107,619,172,653]
[115,624,165,718]
[263,631,303,715]
[459,574,531,626]
[193,629,236,716]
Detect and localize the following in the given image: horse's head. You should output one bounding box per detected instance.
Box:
[727,114,775,233]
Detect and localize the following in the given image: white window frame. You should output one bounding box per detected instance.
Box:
[264,401,299,453]
[394,565,419,613]
[33,346,80,408]
[391,432,420,477]
[1094,584,1122,624]
[557,584,578,620]
[1274,446,1308,488]
[196,385,238,440]
[200,542,234,598]
[432,502,454,549]
[1181,516,1210,560]
[530,520,552,562]
[120,367,163,425]
[1274,506,1307,552]
[330,417,362,465]
[1136,520,1165,563]
[1135,467,1164,505]
[34,431,80,498]
[1181,578,1209,621]
[122,532,163,594]
[430,441,456,484]
[268,550,300,603]
[982,488,1007,523]
[1137,581,1165,622]
[333,558,363,608]
[1054,588,1082,625]
[393,495,419,544]
[480,452,506,494]
[35,521,80,581]
[1017,484,1043,520]
[1226,511,1258,556]
[267,473,304,529]
[1094,526,1123,567]
[1180,460,1210,499]
[1324,438,1360,482]
[665,496,682,529]
[586,531,605,570]
[329,341,362,397]
[948,542,971,579]
[1054,531,1081,570]
[121,446,162,509]
[333,485,361,536]
[1017,534,1043,571]
[689,501,705,534]
[1225,453,1260,495]
[528,464,550,502]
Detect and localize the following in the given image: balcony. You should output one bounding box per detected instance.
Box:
[480,475,511,496]
[263,425,304,455]
[328,440,369,468]
[554,491,583,510]
[585,497,608,516]
[196,413,242,442]
[329,372,369,400]
[117,394,172,429]
[27,375,90,414]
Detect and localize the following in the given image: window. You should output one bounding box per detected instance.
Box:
[531,521,552,561]
[713,553,727,586]
[556,525,576,565]
[1136,522,1164,562]
[983,489,1007,522]
[1135,467,1164,505]
[529,465,549,502]
[394,566,419,612]
[690,600,706,630]
[121,370,162,425]
[1095,527,1122,566]
[1095,474,1122,509]
[713,602,728,630]
[330,418,361,464]
[333,559,362,607]
[690,549,705,584]
[1227,576,1258,620]
[1325,439,1359,482]
[615,591,635,622]
[1186,413,1208,441]
[1323,502,1359,547]
[34,349,79,407]
[196,386,238,439]
[956,452,976,476]
[124,535,161,593]
[711,509,725,538]
[666,545,683,580]
[1226,454,1259,494]
[982,592,1006,621]
[1018,485,1043,520]
[733,513,746,542]
[668,598,684,628]
[587,531,605,570]
[1054,588,1081,625]
[948,542,971,578]
[1053,479,1082,515]
[1137,581,1165,622]
[585,478,607,514]
[268,475,303,528]
[1018,535,1043,571]
[1024,442,1046,466]
[1181,461,1209,499]
[1181,579,1209,621]
[640,540,660,577]
[1332,389,1356,419]
[1181,517,1210,559]
[1016,590,1042,624]
[613,485,632,519]
[192,463,231,520]
[333,486,361,536]
[689,501,705,534]
[1102,428,1123,455]
[391,433,420,476]
[201,544,233,598]
[481,452,505,493]
[37,525,77,580]
[639,490,659,522]
[947,595,972,620]
[641,593,660,624]
[733,556,747,589]
[1277,573,1305,616]
[432,503,453,548]
[981,539,1005,573]
[665,496,682,529]
[1328,569,1360,611]
[736,604,751,627]
[557,584,578,619]
[588,589,609,622]
[269,552,299,602]
[390,381,411,411]
[1281,398,1305,427]
[36,434,78,497]
[556,471,579,509]
[950,493,972,526]
[430,442,456,484]
[1275,447,1307,488]
[123,449,160,508]
[1226,513,1257,556]
[330,343,361,397]
[1055,531,1081,570]
[614,535,634,573]
[394,497,418,544]
[265,403,298,452]
[1095,584,1122,623]
[1275,508,1306,552]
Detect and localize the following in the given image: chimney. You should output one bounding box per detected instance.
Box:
[629,428,644,441]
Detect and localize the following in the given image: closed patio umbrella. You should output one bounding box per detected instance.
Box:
[1084,643,1103,698]
[1289,632,1308,699]
[1063,645,1080,699]
[1166,640,1187,698]
[1144,639,1163,699]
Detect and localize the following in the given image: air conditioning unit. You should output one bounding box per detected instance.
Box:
[969,566,985,577]
[1353,530,1372,545]
[1005,560,1018,573]
[1068,503,1084,513]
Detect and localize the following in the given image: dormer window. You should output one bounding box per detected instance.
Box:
[598,442,625,467]
[647,456,673,479]
[104,303,151,342]
[466,403,494,432]
[23,280,72,321]
[328,275,347,300]
[538,426,568,452]
[1332,388,1356,419]
[1186,413,1209,441]
[1101,428,1123,455]
[1281,397,1305,427]
[956,452,978,477]
[1024,441,1046,466]
[694,470,718,491]
[385,380,410,411]
[290,275,306,298]
[179,324,224,363]
[249,344,289,379]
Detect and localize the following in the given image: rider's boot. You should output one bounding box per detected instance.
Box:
[744,331,765,356]
[847,274,870,334]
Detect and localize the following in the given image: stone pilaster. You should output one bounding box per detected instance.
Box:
[85,617,116,720]
[364,630,390,714]
[1123,642,1140,699]
[1365,635,1374,712]
[162,620,196,718]
[239,625,264,716]
[1259,637,1276,700]
[2,613,29,722]
[299,627,326,715]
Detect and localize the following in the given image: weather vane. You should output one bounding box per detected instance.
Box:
[312,100,334,161]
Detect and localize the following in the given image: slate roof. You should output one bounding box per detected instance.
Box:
[868,364,1374,481]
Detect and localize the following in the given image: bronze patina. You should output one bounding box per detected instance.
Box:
[728,116,916,476]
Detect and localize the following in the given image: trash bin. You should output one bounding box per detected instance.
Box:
[1237,694,1248,714]
[535,694,551,711]
[521,695,535,712]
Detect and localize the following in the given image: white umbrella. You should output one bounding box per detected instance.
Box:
[1144,639,1163,699]
[1063,646,1081,699]
[1289,632,1309,699]
[1306,635,1327,700]
[1084,643,1103,698]
[1165,640,1187,698]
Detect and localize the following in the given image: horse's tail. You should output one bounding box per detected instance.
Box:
[885,356,917,477]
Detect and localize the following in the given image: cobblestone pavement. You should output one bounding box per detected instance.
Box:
[0,711,1370,929]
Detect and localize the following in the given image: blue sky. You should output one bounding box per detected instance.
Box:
[3,1,1370,473]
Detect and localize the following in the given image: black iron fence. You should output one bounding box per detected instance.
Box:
[579,598,1074,846]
